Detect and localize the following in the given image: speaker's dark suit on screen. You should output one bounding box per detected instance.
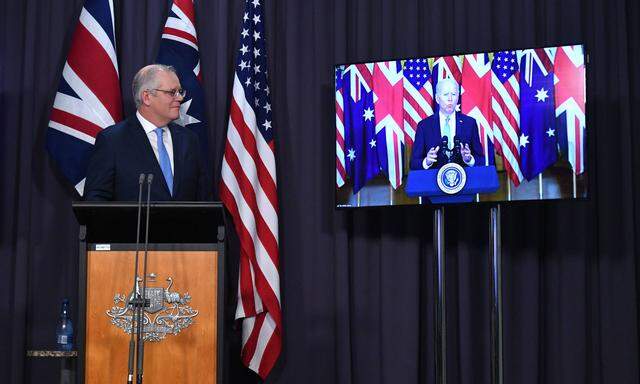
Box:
[409,112,485,170]
[84,117,211,201]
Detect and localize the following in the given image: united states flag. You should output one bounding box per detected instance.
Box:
[219,0,281,379]
[402,58,434,145]
[554,45,586,174]
[336,66,346,187]
[46,0,122,194]
[491,50,524,186]
[156,0,208,157]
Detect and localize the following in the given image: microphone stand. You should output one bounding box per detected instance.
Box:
[126,174,145,384]
[136,174,154,384]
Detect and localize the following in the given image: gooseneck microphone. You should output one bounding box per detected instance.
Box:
[136,173,153,384]
[126,173,145,384]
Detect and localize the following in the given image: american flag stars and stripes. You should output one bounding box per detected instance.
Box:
[46,0,122,195]
[156,0,209,157]
[491,50,524,186]
[402,58,434,145]
[219,0,281,379]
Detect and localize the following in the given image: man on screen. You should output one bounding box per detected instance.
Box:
[409,78,484,170]
[84,64,211,201]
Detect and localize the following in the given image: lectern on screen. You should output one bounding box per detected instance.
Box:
[334,44,587,207]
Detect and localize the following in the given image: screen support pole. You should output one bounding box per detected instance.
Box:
[489,204,503,384]
[433,206,446,384]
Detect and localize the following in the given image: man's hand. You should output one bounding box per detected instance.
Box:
[425,146,440,167]
[461,143,472,163]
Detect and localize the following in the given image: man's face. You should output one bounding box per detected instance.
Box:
[436,81,459,116]
[144,71,183,125]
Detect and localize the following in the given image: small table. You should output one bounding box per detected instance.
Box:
[26,350,77,384]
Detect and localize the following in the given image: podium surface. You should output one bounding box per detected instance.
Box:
[73,202,226,384]
[405,165,500,203]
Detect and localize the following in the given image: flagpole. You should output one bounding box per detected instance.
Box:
[572,172,577,198]
[489,205,503,384]
[433,207,446,384]
[538,174,543,199]
[506,178,512,201]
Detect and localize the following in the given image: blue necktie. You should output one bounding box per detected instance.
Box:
[154,127,173,196]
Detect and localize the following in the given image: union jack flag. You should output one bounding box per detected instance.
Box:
[373,61,405,189]
[554,45,586,175]
[156,0,208,157]
[402,58,434,145]
[491,50,524,186]
[461,53,494,165]
[219,0,281,378]
[46,0,122,194]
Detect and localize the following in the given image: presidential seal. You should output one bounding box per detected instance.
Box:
[106,275,198,342]
[436,163,467,195]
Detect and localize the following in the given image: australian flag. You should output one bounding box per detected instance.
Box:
[156,0,209,159]
[519,49,558,180]
[343,67,380,194]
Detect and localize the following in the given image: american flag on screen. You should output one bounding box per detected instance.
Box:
[219,0,281,378]
[46,0,122,194]
[402,58,434,145]
[491,50,524,185]
[554,45,586,175]
[156,0,209,157]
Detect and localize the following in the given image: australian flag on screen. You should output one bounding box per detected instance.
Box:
[342,71,380,194]
[519,49,558,180]
[156,0,209,159]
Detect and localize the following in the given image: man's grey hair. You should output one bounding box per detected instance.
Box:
[435,78,459,97]
[132,64,177,108]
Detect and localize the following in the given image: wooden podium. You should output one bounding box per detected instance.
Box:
[73,202,226,384]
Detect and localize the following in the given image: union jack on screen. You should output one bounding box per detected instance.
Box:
[219,0,281,378]
[46,0,122,194]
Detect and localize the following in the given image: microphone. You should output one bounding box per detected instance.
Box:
[439,135,450,163]
[136,174,154,384]
[127,174,146,384]
[453,136,463,164]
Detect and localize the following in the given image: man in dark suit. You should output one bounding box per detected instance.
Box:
[409,78,485,170]
[84,64,211,201]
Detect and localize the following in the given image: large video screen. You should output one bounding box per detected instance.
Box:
[335,44,587,208]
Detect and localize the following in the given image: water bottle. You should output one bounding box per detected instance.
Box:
[56,298,74,351]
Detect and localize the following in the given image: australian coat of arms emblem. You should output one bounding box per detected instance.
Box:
[106,274,198,342]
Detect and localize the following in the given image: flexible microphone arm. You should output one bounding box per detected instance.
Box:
[136,174,153,384]
[126,173,145,384]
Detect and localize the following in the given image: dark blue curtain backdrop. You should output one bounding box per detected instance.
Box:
[2,0,639,383]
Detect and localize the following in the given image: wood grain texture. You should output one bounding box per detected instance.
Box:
[85,250,218,384]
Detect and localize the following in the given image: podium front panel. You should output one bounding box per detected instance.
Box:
[84,248,218,384]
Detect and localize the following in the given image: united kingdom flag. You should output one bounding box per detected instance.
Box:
[156,0,209,158]
[46,0,122,194]
[554,45,586,175]
[461,53,494,166]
